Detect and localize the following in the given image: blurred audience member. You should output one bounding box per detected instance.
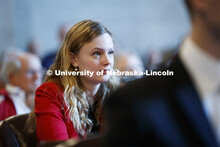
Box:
[114,50,145,83]
[0,52,42,120]
[42,23,71,70]
[26,39,41,58]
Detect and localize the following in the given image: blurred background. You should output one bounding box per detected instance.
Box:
[0,0,190,68]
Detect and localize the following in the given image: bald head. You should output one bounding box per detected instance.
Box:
[114,52,144,72]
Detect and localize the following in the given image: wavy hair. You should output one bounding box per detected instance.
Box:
[44,20,118,136]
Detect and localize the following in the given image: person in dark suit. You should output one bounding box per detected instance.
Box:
[100,0,220,146]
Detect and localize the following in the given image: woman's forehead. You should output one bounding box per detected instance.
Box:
[80,33,114,52]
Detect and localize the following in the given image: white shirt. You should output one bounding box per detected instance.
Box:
[180,36,220,143]
[5,84,31,115]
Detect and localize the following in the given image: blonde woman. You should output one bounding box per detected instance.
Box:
[35,20,118,142]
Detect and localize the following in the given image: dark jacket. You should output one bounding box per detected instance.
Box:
[103,55,218,146]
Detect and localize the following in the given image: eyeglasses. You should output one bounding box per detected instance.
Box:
[22,69,42,76]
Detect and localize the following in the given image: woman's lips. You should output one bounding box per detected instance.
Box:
[100,69,110,75]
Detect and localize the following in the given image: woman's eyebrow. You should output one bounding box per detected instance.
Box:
[91,47,114,52]
[92,47,105,51]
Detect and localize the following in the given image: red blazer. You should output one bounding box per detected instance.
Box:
[35,81,82,142]
[0,89,16,121]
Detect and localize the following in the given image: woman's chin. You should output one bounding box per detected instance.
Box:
[97,75,110,83]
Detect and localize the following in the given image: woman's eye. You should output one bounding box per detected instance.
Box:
[93,52,100,56]
[108,50,114,55]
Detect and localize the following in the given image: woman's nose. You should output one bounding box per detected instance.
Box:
[102,53,111,66]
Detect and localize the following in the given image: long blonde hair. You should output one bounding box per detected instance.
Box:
[44,20,118,136]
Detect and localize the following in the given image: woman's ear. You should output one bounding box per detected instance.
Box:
[70,52,78,67]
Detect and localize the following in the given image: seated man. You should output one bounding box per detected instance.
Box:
[114,50,145,84]
[0,52,42,120]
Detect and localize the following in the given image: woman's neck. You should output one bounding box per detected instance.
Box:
[82,80,100,98]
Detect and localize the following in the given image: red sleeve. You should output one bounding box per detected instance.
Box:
[35,81,69,141]
[0,89,16,121]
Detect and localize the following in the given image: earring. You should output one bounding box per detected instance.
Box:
[74,67,78,71]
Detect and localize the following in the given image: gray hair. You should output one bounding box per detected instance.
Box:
[1,52,22,83]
